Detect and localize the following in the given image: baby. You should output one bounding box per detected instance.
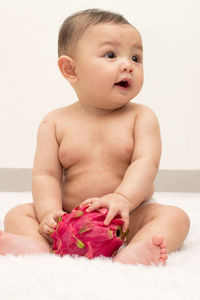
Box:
[0,9,190,265]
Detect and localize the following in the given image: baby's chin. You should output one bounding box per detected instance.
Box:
[94,104,127,112]
[95,101,131,111]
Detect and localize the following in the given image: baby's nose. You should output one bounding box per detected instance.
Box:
[120,60,133,73]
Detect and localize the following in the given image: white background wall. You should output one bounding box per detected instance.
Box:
[0,0,200,169]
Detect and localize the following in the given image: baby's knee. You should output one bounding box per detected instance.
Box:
[162,205,190,231]
[4,203,35,226]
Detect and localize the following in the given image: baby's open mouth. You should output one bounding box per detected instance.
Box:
[114,80,130,88]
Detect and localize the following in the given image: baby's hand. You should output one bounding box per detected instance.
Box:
[80,193,131,232]
[39,210,65,242]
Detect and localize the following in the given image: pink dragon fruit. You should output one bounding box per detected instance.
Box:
[51,204,128,259]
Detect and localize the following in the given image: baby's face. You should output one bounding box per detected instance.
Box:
[73,23,144,110]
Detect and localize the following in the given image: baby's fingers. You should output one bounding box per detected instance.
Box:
[45,216,57,229]
[104,209,116,226]
[80,198,100,208]
[121,212,129,233]
[85,199,106,213]
[39,224,54,243]
[52,210,65,221]
[40,224,54,235]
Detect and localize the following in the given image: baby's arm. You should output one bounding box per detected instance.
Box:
[81,106,161,232]
[32,114,64,237]
[114,106,161,211]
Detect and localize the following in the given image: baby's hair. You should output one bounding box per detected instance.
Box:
[58,8,131,57]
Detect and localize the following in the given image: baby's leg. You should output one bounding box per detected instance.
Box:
[114,203,190,266]
[0,203,50,255]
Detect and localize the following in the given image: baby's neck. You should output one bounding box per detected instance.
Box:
[76,101,123,117]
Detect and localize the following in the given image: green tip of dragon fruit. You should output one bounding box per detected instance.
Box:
[51,204,128,259]
[57,217,62,222]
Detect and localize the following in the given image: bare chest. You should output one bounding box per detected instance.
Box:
[58,117,134,170]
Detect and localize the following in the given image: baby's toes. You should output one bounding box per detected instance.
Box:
[152,235,164,247]
[160,253,168,265]
[160,241,167,249]
[161,253,168,260]
[161,248,168,254]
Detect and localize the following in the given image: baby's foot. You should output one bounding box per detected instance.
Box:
[0,230,50,256]
[114,235,168,266]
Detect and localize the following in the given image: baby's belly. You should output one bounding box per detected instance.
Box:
[61,168,124,212]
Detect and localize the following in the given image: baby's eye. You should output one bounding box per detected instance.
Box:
[105,51,116,59]
[132,55,139,62]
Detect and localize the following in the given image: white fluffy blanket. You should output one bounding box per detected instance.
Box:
[0,192,200,300]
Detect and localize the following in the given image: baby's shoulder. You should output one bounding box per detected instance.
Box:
[40,104,74,125]
[127,102,158,119]
[128,102,156,114]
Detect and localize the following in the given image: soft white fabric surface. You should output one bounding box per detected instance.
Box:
[0,192,200,300]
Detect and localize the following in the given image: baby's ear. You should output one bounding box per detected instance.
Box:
[57,55,77,83]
